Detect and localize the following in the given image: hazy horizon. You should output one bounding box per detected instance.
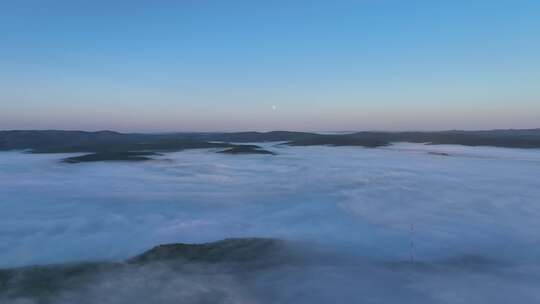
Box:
[2,127,540,134]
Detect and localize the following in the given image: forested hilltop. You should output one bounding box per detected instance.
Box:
[1,129,540,154]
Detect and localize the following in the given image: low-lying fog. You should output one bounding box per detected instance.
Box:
[1,143,540,303]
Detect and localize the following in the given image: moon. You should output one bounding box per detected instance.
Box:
[271,105,277,111]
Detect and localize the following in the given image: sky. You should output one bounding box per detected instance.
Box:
[1,0,539,132]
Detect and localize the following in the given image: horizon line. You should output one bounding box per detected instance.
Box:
[2,128,540,134]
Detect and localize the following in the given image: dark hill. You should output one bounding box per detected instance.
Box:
[2,129,540,152]
[0,238,505,303]
[218,145,275,155]
[62,152,161,163]
[346,130,540,148]
[130,238,287,264]
[286,135,388,147]
[0,238,290,301]
[195,131,316,143]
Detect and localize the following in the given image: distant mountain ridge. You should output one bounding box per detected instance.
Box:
[1,129,540,152]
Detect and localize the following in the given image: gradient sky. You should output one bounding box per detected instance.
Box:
[1,0,539,132]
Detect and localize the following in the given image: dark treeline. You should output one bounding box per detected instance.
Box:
[1,129,540,155]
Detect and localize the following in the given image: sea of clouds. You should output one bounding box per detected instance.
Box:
[1,143,540,303]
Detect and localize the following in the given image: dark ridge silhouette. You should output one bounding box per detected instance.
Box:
[199,131,316,142]
[29,140,236,154]
[129,238,287,264]
[218,145,276,155]
[0,238,503,303]
[62,152,161,163]
[286,135,388,147]
[347,130,540,148]
[0,238,290,301]
[427,152,451,156]
[1,129,540,152]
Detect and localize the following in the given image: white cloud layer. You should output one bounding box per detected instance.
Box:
[1,143,540,302]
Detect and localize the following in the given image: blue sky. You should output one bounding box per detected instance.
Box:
[1,0,539,131]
